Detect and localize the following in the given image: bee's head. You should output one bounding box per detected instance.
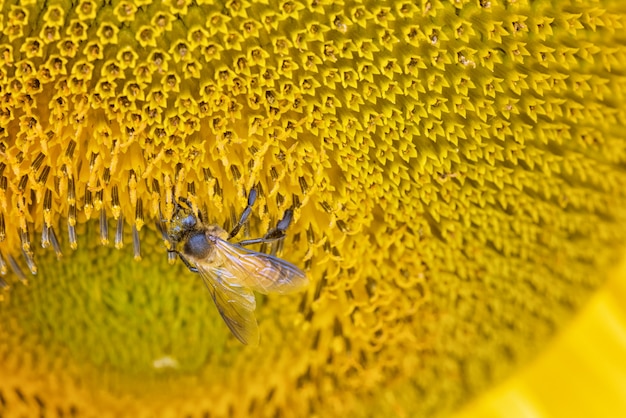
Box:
[164,198,198,245]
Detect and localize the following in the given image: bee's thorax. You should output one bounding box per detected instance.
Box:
[183,230,213,260]
[205,224,229,240]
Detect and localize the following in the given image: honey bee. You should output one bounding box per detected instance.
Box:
[160,189,308,346]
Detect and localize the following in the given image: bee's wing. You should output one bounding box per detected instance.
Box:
[195,261,260,346]
[211,236,308,295]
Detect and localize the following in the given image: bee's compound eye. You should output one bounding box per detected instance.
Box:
[181,214,197,229]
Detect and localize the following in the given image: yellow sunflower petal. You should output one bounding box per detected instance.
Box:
[455,253,626,418]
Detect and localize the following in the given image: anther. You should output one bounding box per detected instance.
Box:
[167,249,176,265]
[132,224,141,260]
[67,175,76,204]
[68,222,77,250]
[99,207,109,245]
[41,222,50,248]
[299,177,309,194]
[111,185,120,218]
[65,139,76,159]
[7,254,27,284]
[18,174,28,191]
[43,189,52,226]
[19,225,31,251]
[83,186,93,219]
[37,165,50,185]
[115,213,124,249]
[30,152,45,172]
[0,213,5,242]
[48,226,63,258]
[22,247,37,275]
[306,225,316,243]
[0,251,7,275]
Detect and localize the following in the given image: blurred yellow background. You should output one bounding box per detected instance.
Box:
[454,255,626,418]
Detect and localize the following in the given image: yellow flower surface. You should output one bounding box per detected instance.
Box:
[0,0,625,417]
[454,255,626,418]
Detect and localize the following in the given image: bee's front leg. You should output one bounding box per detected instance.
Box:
[168,249,199,273]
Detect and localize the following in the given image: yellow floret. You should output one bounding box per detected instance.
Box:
[0,0,626,417]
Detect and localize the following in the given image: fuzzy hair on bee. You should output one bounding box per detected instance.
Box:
[158,189,308,346]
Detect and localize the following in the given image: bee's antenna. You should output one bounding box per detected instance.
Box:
[177,196,193,209]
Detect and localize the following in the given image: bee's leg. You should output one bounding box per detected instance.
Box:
[169,250,199,273]
[236,209,293,247]
[228,188,258,239]
[264,208,293,240]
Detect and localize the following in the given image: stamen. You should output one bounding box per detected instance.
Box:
[215,178,222,197]
[95,185,103,211]
[7,253,27,284]
[65,139,76,159]
[135,197,144,226]
[30,152,45,172]
[0,250,7,275]
[132,224,141,260]
[319,201,332,213]
[19,224,31,251]
[84,185,93,219]
[43,188,52,226]
[128,170,137,207]
[202,167,213,181]
[89,152,98,170]
[152,178,161,195]
[41,222,50,248]
[37,165,50,185]
[99,207,109,245]
[115,213,124,249]
[48,226,63,258]
[187,181,196,196]
[269,167,279,181]
[299,176,309,194]
[68,201,77,249]
[276,192,284,207]
[68,222,77,250]
[150,179,161,217]
[67,175,76,204]
[111,185,120,218]
[0,213,5,242]
[230,164,241,181]
[336,219,349,233]
[18,174,29,191]
[22,247,37,275]
[168,250,176,264]
[306,224,315,243]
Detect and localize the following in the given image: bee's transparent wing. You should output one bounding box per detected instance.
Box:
[195,261,260,346]
[211,236,308,294]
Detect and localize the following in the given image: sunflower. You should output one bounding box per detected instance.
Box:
[1,0,625,417]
